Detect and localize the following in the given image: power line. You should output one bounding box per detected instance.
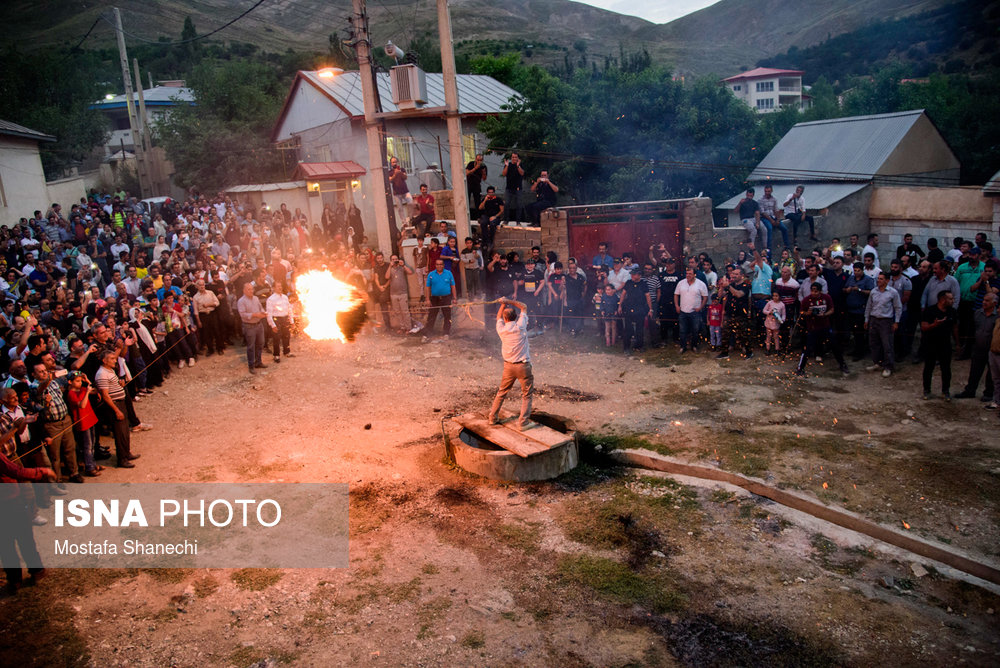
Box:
[99,0,271,46]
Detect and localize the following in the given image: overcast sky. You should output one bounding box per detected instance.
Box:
[576,0,719,24]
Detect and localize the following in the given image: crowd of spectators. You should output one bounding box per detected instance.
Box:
[470,231,999,411]
[1,181,997,592]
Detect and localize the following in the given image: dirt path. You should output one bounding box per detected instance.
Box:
[2,318,999,667]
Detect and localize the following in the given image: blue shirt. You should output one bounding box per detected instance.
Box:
[425,269,455,297]
[750,262,772,295]
[845,274,875,314]
[157,285,183,301]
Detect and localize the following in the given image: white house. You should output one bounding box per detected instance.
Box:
[722,67,809,113]
[269,69,519,245]
[91,84,195,157]
[0,119,56,228]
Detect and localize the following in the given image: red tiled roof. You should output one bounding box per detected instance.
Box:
[293,161,366,180]
[722,67,804,82]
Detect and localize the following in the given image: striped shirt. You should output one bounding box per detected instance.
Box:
[95,365,125,401]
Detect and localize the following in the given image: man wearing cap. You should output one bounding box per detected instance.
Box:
[607,258,630,291]
[488,297,533,430]
[619,268,654,355]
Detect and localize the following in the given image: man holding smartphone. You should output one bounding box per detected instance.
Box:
[501,153,525,225]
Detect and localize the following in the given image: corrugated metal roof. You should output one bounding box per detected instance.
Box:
[299,70,519,117]
[716,182,869,210]
[748,110,926,183]
[226,181,306,193]
[722,67,803,82]
[92,86,195,108]
[984,169,1000,195]
[294,161,366,180]
[0,119,56,142]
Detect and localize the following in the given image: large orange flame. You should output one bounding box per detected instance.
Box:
[294,270,366,342]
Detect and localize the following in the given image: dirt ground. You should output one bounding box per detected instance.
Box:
[2,311,999,667]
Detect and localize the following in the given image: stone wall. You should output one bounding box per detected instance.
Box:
[681,197,745,261]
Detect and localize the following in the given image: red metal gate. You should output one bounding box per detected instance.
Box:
[563,200,685,264]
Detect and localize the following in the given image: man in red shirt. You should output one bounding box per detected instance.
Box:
[796,282,849,376]
[412,184,435,238]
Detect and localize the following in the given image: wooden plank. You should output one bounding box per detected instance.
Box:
[473,411,574,449]
[454,414,570,458]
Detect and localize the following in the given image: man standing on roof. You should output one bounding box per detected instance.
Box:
[487,297,533,430]
[388,157,412,244]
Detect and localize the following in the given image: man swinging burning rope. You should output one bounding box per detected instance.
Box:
[487,297,534,430]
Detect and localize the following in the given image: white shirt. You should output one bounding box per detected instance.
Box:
[783,192,806,216]
[265,293,294,328]
[496,310,530,363]
[675,277,709,313]
[861,244,879,267]
[945,249,963,263]
[608,267,630,290]
[863,265,881,281]
[902,266,918,278]
[110,242,130,258]
[797,275,828,302]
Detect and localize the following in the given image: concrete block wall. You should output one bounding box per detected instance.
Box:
[540,209,570,262]
[494,225,541,259]
[870,219,997,252]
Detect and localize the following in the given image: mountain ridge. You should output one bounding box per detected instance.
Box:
[0,0,959,76]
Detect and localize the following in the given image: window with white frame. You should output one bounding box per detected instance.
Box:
[755,81,774,92]
[756,98,775,110]
[385,136,415,172]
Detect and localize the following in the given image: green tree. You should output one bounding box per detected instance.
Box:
[0,47,109,177]
[155,60,287,190]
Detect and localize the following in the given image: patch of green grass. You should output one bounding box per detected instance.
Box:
[579,432,673,455]
[416,596,453,639]
[154,607,178,622]
[700,430,771,477]
[810,534,837,555]
[384,577,422,603]
[491,522,542,554]
[0,589,91,667]
[461,630,486,649]
[228,646,300,667]
[142,568,193,584]
[230,569,283,591]
[559,478,702,554]
[193,575,220,598]
[710,489,738,504]
[557,555,687,614]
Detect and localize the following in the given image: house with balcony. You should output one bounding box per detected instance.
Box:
[90,83,194,158]
[722,67,809,113]
[268,69,519,248]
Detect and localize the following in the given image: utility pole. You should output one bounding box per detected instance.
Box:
[133,58,159,194]
[352,0,394,257]
[436,0,470,242]
[112,7,149,197]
